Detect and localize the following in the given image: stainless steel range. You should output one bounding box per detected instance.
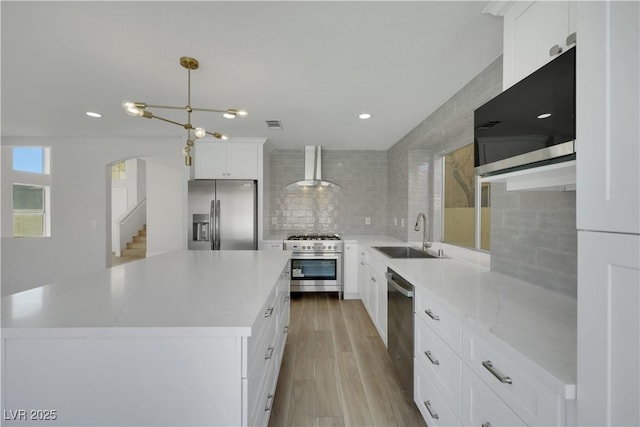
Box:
[283,234,343,298]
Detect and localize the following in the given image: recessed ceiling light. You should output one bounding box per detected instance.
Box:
[537,113,552,119]
[86,111,102,118]
[358,113,371,120]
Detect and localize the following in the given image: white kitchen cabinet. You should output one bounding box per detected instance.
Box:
[495,1,576,89]
[462,364,526,427]
[194,142,258,180]
[575,1,640,235]
[343,242,358,299]
[368,248,388,344]
[415,363,461,427]
[414,286,463,425]
[577,231,640,427]
[415,315,463,419]
[357,247,369,307]
[2,254,291,427]
[463,324,568,427]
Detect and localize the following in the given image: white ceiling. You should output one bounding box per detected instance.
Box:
[1,1,502,151]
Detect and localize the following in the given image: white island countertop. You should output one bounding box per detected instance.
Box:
[2,250,292,338]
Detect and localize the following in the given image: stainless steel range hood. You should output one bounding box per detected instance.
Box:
[285,146,341,190]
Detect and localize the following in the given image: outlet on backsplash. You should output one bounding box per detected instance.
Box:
[365,217,371,225]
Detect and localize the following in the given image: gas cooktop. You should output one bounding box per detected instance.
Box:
[285,234,342,241]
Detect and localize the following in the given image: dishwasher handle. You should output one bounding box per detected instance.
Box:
[386,272,414,298]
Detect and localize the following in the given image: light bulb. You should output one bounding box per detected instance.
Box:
[238,110,248,117]
[194,127,206,138]
[223,111,237,119]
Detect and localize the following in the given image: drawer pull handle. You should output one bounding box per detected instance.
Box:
[360,261,366,265]
[265,393,274,411]
[425,309,440,321]
[265,346,275,360]
[482,360,512,384]
[284,295,290,302]
[283,325,289,334]
[423,400,439,420]
[425,350,440,366]
[264,307,274,318]
[482,423,493,427]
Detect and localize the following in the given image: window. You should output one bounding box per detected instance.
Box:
[13,184,49,237]
[111,161,126,180]
[13,146,49,174]
[10,146,52,237]
[443,144,490,251]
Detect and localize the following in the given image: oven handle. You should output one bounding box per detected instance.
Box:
[290,253,341,259]
[386,272,413,298]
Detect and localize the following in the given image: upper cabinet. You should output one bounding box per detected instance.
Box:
[490,1,576,89]
[576,1,640,235]
[194,142,259,180]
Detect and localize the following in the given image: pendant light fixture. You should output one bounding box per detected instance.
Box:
[122,56,247,166]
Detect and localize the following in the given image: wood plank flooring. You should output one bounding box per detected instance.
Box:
[269,293,426,427]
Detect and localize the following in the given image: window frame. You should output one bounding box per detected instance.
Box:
[8,146,52,238]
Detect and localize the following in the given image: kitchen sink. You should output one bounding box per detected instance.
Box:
[373,246,439,259]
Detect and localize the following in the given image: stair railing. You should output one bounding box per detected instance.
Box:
[113,197,146,256]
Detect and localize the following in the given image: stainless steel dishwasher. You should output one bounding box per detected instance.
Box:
[386,268,415,395]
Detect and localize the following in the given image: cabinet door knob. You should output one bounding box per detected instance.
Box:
[482,423,493,427]
[566,32,577,46]
[549,44,563,56]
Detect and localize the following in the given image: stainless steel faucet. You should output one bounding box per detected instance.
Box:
[414,212,431,250]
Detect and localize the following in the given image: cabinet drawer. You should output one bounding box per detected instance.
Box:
[247,290,279,383]
[415,363,461,427]
[415,287,463,355]
[463,326,564,426]
[249,358,278,427]
[462,364,527,427]
[415,316,463,418]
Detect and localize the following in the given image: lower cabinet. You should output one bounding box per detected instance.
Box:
[1,262,291,427]
[357,247,369,306]
[414,286,572,427]
[462,364,526,427]
[359,247,388,345]
[246,263,290,427]
[343,242,359,299]
[415,362,461,426]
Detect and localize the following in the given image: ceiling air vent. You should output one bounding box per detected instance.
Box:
[266,120,283,130]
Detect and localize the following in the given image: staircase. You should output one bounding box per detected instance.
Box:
[121,224,146,258]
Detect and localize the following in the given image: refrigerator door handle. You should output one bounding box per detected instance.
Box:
[210,200,216,250]
[215,200,221,250]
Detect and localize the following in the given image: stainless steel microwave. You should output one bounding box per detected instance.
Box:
[474,47,576,176]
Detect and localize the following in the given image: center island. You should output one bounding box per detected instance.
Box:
[1,250,292,427]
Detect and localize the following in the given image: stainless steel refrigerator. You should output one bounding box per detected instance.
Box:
[188,180,257,250]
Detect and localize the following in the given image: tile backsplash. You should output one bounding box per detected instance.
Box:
[490,183,577,297]
[268,149,387,236]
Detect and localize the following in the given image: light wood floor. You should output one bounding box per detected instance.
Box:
[269,293,426,427]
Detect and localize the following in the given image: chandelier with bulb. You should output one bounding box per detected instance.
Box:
[122,56,247,166]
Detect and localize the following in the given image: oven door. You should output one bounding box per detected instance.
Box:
[290,252,342,293]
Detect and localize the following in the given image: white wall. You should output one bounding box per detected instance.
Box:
[1,136,186,296]
[146,157,187,257]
